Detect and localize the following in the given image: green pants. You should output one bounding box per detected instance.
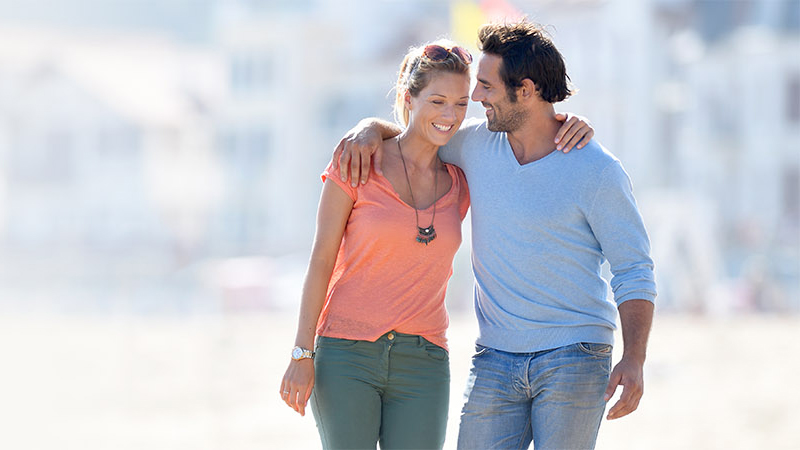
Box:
[311,331,450,449]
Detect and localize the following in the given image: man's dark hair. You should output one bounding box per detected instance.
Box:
[478,21,574,103]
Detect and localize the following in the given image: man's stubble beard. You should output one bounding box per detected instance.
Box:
[486,100,528,133]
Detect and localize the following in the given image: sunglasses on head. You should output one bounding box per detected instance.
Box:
[422,44,473,64]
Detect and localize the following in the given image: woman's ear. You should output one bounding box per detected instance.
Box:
[404,91,412,110]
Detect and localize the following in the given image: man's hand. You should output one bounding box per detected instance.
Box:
[604,356,644,420]
[554,113,594,152]
[332,119,400,187]
[604,299,654,420]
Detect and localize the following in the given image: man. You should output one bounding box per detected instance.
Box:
[334,21,655,449]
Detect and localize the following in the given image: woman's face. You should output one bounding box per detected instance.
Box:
[406,71,470,147]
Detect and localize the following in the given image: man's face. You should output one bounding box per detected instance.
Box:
[471,53,528,132]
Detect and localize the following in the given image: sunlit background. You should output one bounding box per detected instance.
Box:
[0,0,798,449]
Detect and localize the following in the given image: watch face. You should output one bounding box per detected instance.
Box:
[292,347,303,359]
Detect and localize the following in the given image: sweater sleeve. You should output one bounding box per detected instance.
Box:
[586,161,657,306]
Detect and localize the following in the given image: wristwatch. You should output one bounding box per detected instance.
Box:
[291,346,315,361]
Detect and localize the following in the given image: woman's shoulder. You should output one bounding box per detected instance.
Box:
[443,163,470,218]
[443,162,466,182]
[443,162,469,196]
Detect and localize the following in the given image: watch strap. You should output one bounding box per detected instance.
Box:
[292,346,315,360]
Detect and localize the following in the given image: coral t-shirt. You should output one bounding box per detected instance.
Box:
[316,161,470,350]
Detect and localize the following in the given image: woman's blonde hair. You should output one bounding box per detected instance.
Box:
[393,40,471,127]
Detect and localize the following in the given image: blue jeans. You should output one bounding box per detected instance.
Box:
[456,343,612,450]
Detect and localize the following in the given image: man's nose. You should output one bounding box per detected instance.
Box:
[471,85,482,102]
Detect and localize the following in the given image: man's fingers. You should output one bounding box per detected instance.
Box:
[332,139,345,170]
[374,147,384,176]
[339,148,352,182]
[604,370,621,402]
[607,395,638,420]
[350,151,361,187]
[360,149,371,185]
[606,381,643,420]
[607,398,625,420]
[607,382,631,419]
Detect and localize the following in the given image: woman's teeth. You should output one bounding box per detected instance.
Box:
[432,123,453,132]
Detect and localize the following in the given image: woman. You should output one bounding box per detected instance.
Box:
[280,40,589,449]
[281,40,471,449]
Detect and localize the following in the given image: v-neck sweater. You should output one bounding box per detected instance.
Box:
[438,118,656,353]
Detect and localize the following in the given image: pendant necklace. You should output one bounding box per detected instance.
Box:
[397,138,438,245]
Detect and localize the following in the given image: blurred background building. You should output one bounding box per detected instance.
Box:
[0,1,798,449]
[0,0,797,315]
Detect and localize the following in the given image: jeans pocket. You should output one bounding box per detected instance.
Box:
[424,344,449,361]
[577,342,613,357]
[316,336,360,349]
[473,344,491,358]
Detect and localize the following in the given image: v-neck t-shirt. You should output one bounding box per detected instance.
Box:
[315,160,470,350]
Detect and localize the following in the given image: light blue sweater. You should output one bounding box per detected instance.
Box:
[439,118,656,353]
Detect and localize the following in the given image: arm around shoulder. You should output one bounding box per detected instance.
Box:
[333,118,403,186]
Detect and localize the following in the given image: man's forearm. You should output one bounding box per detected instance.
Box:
[617,299,654,363]
[358,118,402,140]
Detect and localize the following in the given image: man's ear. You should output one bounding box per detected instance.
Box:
[519,78,538,101]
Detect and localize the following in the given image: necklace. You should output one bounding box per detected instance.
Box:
[397,138,438,245]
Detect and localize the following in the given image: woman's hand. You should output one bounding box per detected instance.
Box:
[554,112,594,152]
[280,359,316,416]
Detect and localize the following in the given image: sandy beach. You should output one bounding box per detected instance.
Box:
[0,312,797,450]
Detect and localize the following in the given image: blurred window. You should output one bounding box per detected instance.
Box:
[218,126,270,172]
[11,129,72,183]
[787,74,800,124]
[784,166,799,225]
[98,127,140,158]
[231,51,273,94]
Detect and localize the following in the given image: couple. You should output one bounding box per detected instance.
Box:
[281,20,656,450]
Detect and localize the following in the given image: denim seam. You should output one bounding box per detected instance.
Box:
[518,418,532,450]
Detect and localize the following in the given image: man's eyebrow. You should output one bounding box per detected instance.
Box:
[477,78,491,86]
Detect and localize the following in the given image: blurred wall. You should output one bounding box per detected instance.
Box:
[0,0,797,315]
